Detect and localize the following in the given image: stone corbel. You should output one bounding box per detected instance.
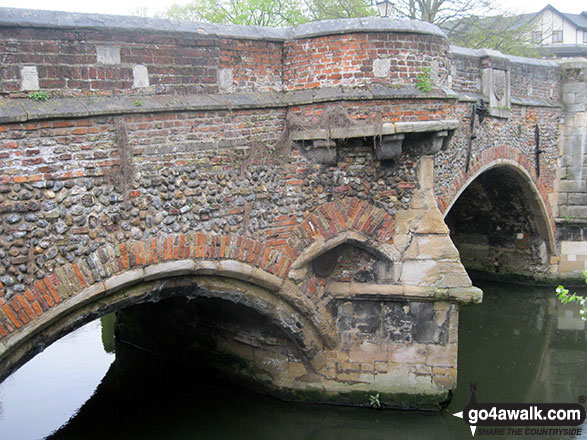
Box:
[374,134,404,160]
[291,119,459,162]
[306,139,337,165]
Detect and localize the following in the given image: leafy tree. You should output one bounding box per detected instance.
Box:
[388,0,493,25]
[444,13,543,57]
[302,0,376,21]
[161,0,540,57]
[165,0,307,26]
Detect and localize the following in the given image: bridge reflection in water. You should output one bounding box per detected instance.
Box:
[0,280,584,440]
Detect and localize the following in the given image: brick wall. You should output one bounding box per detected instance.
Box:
[284,32,448,90]
[0,27,223,96]
[0,16,451,97]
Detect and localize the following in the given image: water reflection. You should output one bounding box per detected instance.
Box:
[2,281,587,440]
[0,317,115,440]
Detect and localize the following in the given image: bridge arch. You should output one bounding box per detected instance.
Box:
[441,152,556,278]
[0,235,338,383]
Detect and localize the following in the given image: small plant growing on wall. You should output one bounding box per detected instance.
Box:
[415,67,432,93]
[368,393,382,409]
[28,91,51,101]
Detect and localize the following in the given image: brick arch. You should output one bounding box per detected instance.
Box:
[437,146,556,253]
[285,198,397,268]
[0,232,338,382]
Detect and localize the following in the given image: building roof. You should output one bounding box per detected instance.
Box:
[541,4,587,30]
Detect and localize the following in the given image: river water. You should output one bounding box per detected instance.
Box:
[0,280,586,440]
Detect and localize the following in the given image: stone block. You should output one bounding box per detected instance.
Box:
[133,65,149,88]
[562,83,585,94]
[24,98,90,120]
[559,181,587,193]
[349,342,387,363]
[567,104,585,113]
[568,206,587,219]
[143,260,199,281]
[400,260,438,286]
[558,256,585,273]
[388,344,427,364]
[431,366,457,389]
[103,268,144,292]
[373,58,390,78]
[217,260,253,280]
[426,344,457,367]
[0,100,27,123]
[218,68,233,92]
[438,270,473,289]
[95,45,121,64]
[20,66,39,91]
[288,361,307,378]
[404,235,460,260]
[561,241,587,256]
[563,92,576,105]
[374,360,388,373]
[568,193,587,205]
[415,208,450,234]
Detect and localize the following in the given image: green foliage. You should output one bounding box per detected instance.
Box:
[444,14,543,57]
[305,0,376,21]
[164,0,376,26]
[555,271,587,321]
[415,67,432,93]
[28,91,50,101]
[368,392,381,409]
[134,100,143,107]
[165,0,307,26]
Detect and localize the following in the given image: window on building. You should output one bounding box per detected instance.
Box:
[552,30,563,43]
[532,31,543,43]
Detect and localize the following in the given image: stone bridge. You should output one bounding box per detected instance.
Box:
[0,8,585,408]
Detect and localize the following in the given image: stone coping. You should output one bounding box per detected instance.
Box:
[290,119,459,141]
[0,7,446,41]
[455,92,560,108]
[326,281,483,304]
[449,45,560,68]
[0,84,457,123]
[558,58,587,69]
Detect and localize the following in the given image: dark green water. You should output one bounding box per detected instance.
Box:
[1,281,586,440]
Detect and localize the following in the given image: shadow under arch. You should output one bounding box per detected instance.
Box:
[443,161,555,278]
[0,260,334,384]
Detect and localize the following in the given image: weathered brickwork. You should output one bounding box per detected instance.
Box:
[0,27,222,96]
[284,32,449,90]
[219,39,283,92]
[0,7,582,407]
